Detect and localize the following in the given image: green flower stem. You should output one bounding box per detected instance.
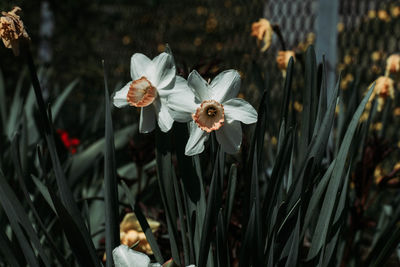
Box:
[272,24,287,51]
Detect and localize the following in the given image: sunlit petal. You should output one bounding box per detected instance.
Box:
[130,53,153,81]
[223,98,258,124]
[151,52,176,90]
[188,70,210,101]
[159,76,190,98]
[209,70,241,103]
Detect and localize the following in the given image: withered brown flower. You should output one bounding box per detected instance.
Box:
[251,18,273,52]
[0,6,29,56]
[385,54,400,75]
[364,76,395,113]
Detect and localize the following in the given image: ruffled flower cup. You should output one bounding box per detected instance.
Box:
[113,50,187,133]
[168,70,257,156]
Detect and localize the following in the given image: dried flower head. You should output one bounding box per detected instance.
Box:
[366,76,395,112]
[251,18,273,52]
[0,6,29,55]
[385,54,400,75]
[276,50,295,77]
[375,76,394,99]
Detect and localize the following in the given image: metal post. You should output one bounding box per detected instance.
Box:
[316,0,339,102]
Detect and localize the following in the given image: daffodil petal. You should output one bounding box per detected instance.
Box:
[223,98,258,124]
[188,70,210,101]
[185,121,209,156]
[139,105,156,133]
[216,121,242,154]
[131,53,153,81]
[210,70,241,103]
[167,84,197,122]
[154,98,174,132]
[158,76,188,97]
[151,52,176,90]
[113,82,131,108]
[112,245,150,267]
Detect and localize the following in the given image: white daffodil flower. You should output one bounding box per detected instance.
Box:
[113,245,196,267]
[168,70,258,156]
[113,51,187,133]
[113,245,161,267]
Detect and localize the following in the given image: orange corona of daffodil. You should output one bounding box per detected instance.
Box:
[251,18,273,52]
[0,6,29,55]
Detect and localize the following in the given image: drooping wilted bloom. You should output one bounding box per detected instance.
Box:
[276,50,295,77]
[113,50,188,133]
[365,76,395,113]
[0,6,29,56]
[168,70,257,156]
[385,54,400,75]
[251,18,273,52]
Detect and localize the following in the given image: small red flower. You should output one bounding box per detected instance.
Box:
[56,129,80,154]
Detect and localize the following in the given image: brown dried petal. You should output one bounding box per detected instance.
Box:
[0,6,29,55]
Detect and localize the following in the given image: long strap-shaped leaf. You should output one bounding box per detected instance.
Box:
[198,148,224,267]
[155,129,181,265]
[11,134,68,266]
[0,169,44,267]
[0,227,20,267]
[307,83,375,260]
[24,46,100,266]
[103,62,120,267]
